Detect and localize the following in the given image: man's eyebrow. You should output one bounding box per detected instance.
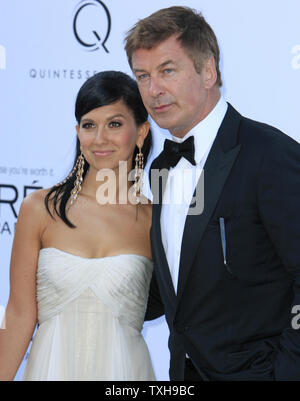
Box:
[133,68,147,74]
[133,60,176,74]
[158,60,175,68]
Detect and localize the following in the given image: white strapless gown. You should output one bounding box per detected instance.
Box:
[22,248,156,381]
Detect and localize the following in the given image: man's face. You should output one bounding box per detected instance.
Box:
[132,35,214,138]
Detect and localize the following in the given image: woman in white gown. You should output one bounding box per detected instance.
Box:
[0,71,155,381]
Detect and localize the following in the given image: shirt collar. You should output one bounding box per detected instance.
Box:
[171,96,228,165]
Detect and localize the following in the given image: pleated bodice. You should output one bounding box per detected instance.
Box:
[22,248,155,381]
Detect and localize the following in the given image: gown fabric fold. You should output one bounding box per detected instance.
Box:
[22,248,155,381]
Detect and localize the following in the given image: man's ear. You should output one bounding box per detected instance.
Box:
[203,56,217,89]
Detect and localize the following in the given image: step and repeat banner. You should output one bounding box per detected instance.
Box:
[0,0,299,380]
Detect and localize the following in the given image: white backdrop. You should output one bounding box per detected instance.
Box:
[0,0,299,381]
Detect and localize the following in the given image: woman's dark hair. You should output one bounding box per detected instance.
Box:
[45,70,152,228]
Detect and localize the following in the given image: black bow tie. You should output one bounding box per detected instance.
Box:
[163,136,196,168]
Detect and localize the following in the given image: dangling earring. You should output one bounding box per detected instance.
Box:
[54,152,82,188]
[70,152,85,205]
[134,145,144,214]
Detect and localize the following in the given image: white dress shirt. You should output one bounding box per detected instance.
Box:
[160,96,228,293]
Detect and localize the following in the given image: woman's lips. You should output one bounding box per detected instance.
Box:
[93,150,114,157]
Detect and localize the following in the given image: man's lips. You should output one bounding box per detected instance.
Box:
[153,104,172,113]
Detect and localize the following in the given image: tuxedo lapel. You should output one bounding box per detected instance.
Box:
[176,104,242,301]
[151,201,177,301]
[150,154,177,301]
[149,104,242,304]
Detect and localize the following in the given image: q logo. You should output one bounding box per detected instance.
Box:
[73,0,111,53]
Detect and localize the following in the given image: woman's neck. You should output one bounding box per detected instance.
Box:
[80,163,134,205]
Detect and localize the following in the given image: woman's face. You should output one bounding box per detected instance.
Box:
[76,99,149,173]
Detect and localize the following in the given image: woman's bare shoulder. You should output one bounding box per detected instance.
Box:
[13,189,54,250]
[20,188,52,219]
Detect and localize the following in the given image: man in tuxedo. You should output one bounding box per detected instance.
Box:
[125,6,300,380]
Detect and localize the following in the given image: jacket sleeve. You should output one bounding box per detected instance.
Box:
[145,159,166,321]
[258,132,300,380]
[145,270,165,321]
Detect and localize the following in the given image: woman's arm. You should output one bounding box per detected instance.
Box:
[0,190,47,380]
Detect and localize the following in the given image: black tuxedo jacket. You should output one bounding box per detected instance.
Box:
[146,103,300,381]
